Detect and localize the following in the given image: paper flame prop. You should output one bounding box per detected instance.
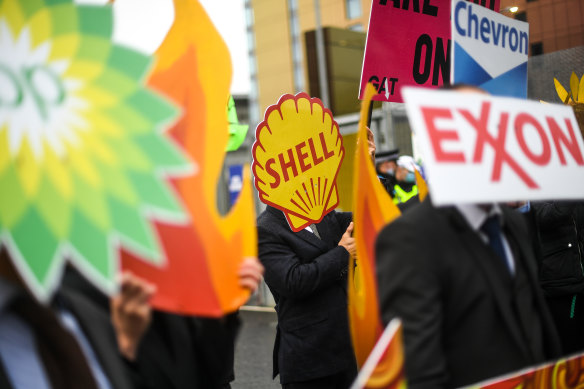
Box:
[349,83,404,388]
[120,0,257,316]
[350,319,406,389]
[252,93,344,232]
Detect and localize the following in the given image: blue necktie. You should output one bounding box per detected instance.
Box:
[480,216,511,273]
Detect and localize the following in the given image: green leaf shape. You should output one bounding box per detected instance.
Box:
[11,208,59,287]
[135,133,190,171]
[73,172,111,231]
[36,174,71,239]
[70,210,113,282]
[0,164,27,229]
[107,137,151,172]
[127,89,179,130]
[50,4,77,36]
[108,45,151,81]
[76,36,111,63]
[94,68,138,100]
[19,0,45,19]
[128,170,184,218]
[77,4,112,38]
[108,195,161,265]
[94,160,138,205]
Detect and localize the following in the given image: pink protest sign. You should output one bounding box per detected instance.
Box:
[359,0,500,103]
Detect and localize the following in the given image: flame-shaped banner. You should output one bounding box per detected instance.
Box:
[349,83,404,388]
[474,351,584,388]
[351,319,406,389]
[121,0,257,317]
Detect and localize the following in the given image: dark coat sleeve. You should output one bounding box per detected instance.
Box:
[375,216,448,389]
[257,224,349,300]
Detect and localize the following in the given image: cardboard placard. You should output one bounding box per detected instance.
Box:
[359,0,500,103]
[252,93,345,232]
[0,0,191,301]
[403,87,584,205]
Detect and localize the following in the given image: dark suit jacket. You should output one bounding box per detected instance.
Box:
[257,206,357,384]
[62,267,239,389]
[0,287,134,389]
[375,199,561,389]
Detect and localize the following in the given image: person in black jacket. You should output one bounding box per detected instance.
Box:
[532,200,584,355]
[257,206,357,388]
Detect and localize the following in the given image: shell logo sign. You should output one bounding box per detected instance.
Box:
[252,93,344,232]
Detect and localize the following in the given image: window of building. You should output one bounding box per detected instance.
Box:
[514,11,527,22]
[530,42,543,56]
[345,0,362,20]
[348,23,364,32]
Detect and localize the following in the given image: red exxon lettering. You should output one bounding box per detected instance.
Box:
[546,116,584,165]
[458,102,538,189]
[421,107,465,162]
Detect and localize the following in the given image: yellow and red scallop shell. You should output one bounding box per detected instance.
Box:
[252,93,345,232]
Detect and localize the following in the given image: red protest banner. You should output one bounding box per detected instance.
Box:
[359,0,500,103]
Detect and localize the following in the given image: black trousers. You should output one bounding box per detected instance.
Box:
[545,293,584,355]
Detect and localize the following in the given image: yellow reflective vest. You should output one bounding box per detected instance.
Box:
[392,184,418,204]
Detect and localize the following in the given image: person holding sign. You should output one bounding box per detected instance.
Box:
[253,93,373,388]
[375,85,563,388]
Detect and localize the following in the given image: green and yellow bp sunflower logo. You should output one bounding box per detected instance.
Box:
[0,0,192,300]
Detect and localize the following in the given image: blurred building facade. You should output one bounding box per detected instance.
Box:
[501,0,584,56]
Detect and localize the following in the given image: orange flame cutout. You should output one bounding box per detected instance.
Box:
[349,83,404,387]
[415,169,428,202]
[121,0,256,316]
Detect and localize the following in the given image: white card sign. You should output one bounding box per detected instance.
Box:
[403,87,584,205]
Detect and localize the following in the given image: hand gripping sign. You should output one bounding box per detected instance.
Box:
[402,87,584,205]
[252,93,345,232]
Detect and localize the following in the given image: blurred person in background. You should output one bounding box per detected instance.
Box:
[375,148,400,198]
[532,200,584,356]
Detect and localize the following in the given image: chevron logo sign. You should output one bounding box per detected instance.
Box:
[451,0,529,98]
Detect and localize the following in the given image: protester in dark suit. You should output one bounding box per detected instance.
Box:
[66,258,263,389]
[0,248,144,389]
[375,198,562,388]
[257,206,357,388]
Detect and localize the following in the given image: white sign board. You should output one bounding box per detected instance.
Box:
[403,87,584,205]
[451,0,529,98]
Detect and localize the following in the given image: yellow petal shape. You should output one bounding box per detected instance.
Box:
[555,78,569,104]
[579,73,584,104]
[570,72,579,102]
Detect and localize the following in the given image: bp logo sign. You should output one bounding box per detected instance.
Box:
[0,0,191,300]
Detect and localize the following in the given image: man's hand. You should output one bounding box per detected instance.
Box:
[238,257,264,293]
[338,222,356,256]
[111,272,156,361]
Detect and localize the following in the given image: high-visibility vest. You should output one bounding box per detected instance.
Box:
[392,184,418,204]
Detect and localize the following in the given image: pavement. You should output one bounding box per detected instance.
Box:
[232,307,281,389]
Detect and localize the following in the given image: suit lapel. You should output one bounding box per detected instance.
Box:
[266,206,331,251]
[445,207,531,359]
